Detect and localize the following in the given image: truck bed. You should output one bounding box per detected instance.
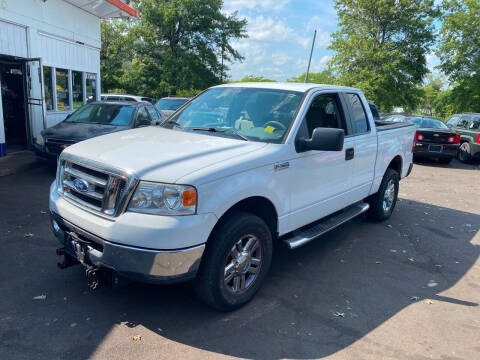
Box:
[375,120,414,132]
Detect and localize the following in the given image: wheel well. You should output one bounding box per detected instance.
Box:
[214,197,278,239]
[388,155,402,175]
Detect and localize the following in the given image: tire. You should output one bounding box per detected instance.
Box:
[367,168,399,221]
[458,142,473,163]
[194,212,273,311]
[439,157,452,165]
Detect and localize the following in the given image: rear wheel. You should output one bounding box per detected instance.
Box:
[458,142,473,163]
[367,168,399,221]
[194,212,273,311]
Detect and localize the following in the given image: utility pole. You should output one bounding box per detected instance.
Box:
[305,29,317,83]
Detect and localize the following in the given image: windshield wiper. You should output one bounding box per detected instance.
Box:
[191,127,249,141]
[162,120,185,130]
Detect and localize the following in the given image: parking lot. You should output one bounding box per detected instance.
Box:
[1,158,479,360]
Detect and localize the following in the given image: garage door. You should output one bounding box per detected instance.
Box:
[0,20,28,58]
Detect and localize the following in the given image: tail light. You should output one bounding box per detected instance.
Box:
[447,134,460,144]
[477,133,480,144]
[412,132,417,152]
[415,133,424,141]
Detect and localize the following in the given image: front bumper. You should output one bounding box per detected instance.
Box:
[51,212,205,283]
[34,144,57,162]
[414,142,459,158]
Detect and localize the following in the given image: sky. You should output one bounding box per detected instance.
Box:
[222,0,440,82]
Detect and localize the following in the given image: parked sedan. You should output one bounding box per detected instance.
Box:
[410,117,460,164]
[34,102,163,161]
[445,113,480,163]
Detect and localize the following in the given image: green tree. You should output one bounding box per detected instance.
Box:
[100,20,134,93]
[287,69,336,84]
[437,0,480,113]
[131,0,247,97]
[329,0,437,112]
[232,75,277,82]
[100,0,247,97]
[419,74,445,116]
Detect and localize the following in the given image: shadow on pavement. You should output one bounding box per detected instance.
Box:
[414,157,480,170]
[0,165,479,359]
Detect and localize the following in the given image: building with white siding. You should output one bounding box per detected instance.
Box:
[0,0,138,157]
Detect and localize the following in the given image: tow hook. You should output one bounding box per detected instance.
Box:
[56,248,79,269]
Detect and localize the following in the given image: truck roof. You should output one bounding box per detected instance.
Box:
[214,82,359,93]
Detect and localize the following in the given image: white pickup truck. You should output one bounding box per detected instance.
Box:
[50,83,415,310]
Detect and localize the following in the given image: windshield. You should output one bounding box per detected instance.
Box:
[65,103,135,126]
[409,117,448,129]
[162,87,304,143]
[156,98,189,111]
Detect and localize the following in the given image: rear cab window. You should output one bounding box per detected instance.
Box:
[346,93,370,134]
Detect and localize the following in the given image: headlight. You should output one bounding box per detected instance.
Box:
[128,182,197,215]
[36,133,45,146]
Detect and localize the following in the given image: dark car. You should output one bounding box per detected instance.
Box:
[34,102,164,161]
[155,97,190,118]
[410,117,460,164]
[445,113,480,163]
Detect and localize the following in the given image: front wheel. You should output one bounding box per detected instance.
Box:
[367,168,399,221]
[194,212,273,311]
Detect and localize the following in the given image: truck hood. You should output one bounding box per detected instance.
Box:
[63,127,268,183]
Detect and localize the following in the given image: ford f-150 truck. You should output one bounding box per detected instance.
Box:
[49,83,415,311]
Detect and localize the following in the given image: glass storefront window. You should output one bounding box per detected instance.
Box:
[56,68,70,110]
[72,71,83,109]
[86,73,97,103]
[43,67,54,111]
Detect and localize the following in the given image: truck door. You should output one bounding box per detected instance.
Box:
[342,92,377,201]
[288,92,355,230]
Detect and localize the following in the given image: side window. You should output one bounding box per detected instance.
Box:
[146,106,160,122]
[347,93,369,134]
[458,116,471,128]
[446,116,459,127]
[303,94,345,138]
[135,107,151,125]
[470,118,480,130]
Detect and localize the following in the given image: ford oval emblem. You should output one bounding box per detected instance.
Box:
[73,178,89,193]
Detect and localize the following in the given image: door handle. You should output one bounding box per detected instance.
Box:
[345,148,355,161]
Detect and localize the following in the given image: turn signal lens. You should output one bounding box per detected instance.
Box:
[182,188,197,207]
[477,133,480,144]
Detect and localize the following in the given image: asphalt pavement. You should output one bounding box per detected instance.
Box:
[0,157,479,360]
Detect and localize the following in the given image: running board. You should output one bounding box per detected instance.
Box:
[283,202,370,249]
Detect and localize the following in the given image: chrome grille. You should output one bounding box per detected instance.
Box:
[57,154,138,218]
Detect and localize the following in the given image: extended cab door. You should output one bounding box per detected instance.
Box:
[288,92,355,230]
[341,92,378,201]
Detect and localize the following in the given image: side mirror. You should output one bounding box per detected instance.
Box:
[297,127,345,152]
